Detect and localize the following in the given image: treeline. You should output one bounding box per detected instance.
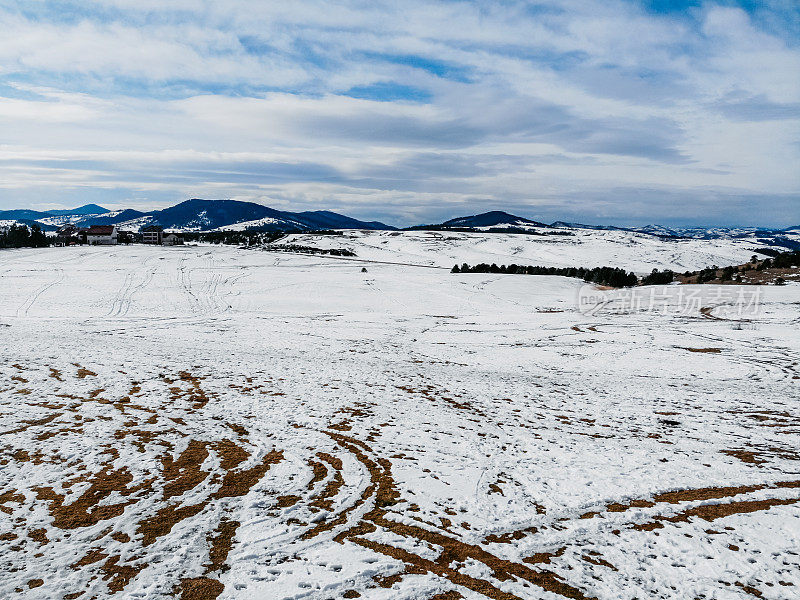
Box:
[183,229,346,246]
[183,231,288,245]
[764,250,800,269]
[452,262,638,287]
[0,224,49,249]
[754,247,786,257]
[755,238,800,252]
[640,269,675,285]
[406,225,573,236]
[681,250,800,283]
[266,244,356,257]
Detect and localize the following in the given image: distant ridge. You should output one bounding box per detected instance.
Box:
[296,210,391,231]
[441,210,549,228]
[81,209,149,226]
[0,204,109,229]
[46,204,108,216]
[139,199,396,232]
[0,209,57,221]
[407,210,549,232]
[0,218,58,232]
[1,202,799,245]
[0,199,396,232]
[550,221,627,231]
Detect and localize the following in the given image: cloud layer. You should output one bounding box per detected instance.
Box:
[0,0,798,226]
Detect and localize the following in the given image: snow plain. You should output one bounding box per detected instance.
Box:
[0,238,799,600]
[277,229,794,273]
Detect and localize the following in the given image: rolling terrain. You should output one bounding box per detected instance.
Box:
[276,229,796,273]
[0,240,798,600]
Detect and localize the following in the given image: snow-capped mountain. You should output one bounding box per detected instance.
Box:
[1,202,798,248]
[408,210,550,232]
[403,212,800,251]
[79,209,150,227]
[44,204,108,217]
[0,200,395,233]
[0,204,110,230]
[134,199,395,232]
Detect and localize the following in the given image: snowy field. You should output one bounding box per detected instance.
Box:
[1,243,799,600]
[277,229,791,273]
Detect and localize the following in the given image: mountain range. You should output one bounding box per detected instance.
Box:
[1,201,798,247]
[414,211,799,245]
[0,199,394,233]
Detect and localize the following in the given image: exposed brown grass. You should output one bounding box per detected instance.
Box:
[309,452,345,511]
[175,577,224,600]
[307,458,328,489]
[1,413,61,436]
[100,555,145,593]
[483,526,538,545]
[161,440,210,500]
[28,528,49,545]
[205,519,239,573]
[0,490,24,514]
[276,495,300,507]
[75,365,97,378]
[213,450,283,499]
[138,501,209,546]
[722,449,764,464]
[10,363,798,600]
[33,464,148,529]
[633,496,800,531]
[581,551,617,571]
[165,371,212,409]
[324,431,595,600]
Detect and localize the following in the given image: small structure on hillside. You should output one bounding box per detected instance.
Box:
[85,225,118,245]
[142,225,163,245]
[163,232,184,246]
[117,230,136,245]
[55,224,81,246]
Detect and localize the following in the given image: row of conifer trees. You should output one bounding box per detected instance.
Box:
[451,263,641,288]
[0,224,49,249]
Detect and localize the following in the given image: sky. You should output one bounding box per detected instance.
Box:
[0,0,798,227]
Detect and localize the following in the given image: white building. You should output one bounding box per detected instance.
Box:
[84,225,118,245]
[163,232,184,246]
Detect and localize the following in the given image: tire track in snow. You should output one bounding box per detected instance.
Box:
[177,255,202,314]
[15,266,65,318]
[107,272,135,317]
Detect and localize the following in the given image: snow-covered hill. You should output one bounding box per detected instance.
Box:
[278,228,789,273]
[0,245,798,600]
[433,210,549,230]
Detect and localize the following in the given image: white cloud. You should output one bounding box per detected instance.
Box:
[0,1,797,225]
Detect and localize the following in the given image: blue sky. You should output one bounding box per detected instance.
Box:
[0,0,798,226]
